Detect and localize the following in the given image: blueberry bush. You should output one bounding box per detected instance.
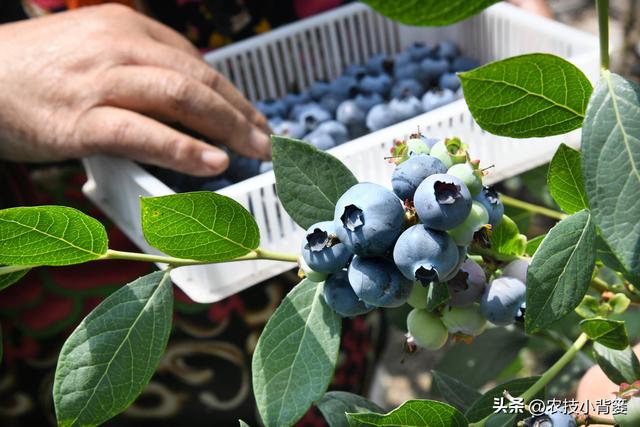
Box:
[1,0,639,426]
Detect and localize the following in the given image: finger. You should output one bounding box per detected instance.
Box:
[129,41,271,134]
[78,106,229,176]
[99,65,271,160]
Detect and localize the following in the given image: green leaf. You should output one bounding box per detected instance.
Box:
[548,144,589,214]
[435,328,528,388]
[465,377,541,422]
[252,279,341,427]
[490,215,526,259]
[583,71,640,278]
[525,210,596,334]
[580,318,629,350]
[141,192,259,262]
[346,400,467,427]
[53,270,173,427]
[360,0,499,26]
[0,206,108,266]
[575,295,601,319]
[0,267,30,291]
[272,136,358,230]
[239,421,250,427]
[431,370,482,412]
[525,235,545,256]
[460,53,592,138]
[317,391,383,427]
[427,283,450,311]
[593,342,640,385]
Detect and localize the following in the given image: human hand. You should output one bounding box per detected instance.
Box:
[0,4,271,176]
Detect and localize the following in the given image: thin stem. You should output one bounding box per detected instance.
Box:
[499,194,567,221]
[597,0,610,70]
[0,264,33,276]
[591,276,611,293]
[253,248,299,263]
[103,248,298,267]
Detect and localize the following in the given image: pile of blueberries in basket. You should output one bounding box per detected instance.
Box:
[147,40,479,193]
[299,134,529,351]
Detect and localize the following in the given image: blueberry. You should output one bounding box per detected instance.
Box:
[336,99,366,126]
[502,259,529,284]
[474,186,504,228]
[366,53,394,75]
[358,74,392,97]
[439,72,461,91]
[525,411,577,427]
[414,173,472,230]
[391,154,447,201]
[448,201,489,246]
[301,221,352,274]
[259,161,273,173]
[343,64,368,79]
[366,103,398,131]
[446,259,486,306]
[422,88,457,112]
[451,56,480,73]
[318,93,343,116]
[406,137,431,156]
[388,95,423,122]
[355,92,384,113]
[304,131,336,150]
[393,224,460,284]
[441,304,487,337]
[406,308,449,350]
[394,50,414,68]
[348,256,413,307]
[429,138,468,168]
[255,98,288,118]
[419,57,449,84]
[434,40,460,60]
[289,101,323,121]
[406,42,432,62]
[440,245,468,282]
[268,116,284,128]
[199,177,234,192]
[394,62,421,81]
[391,78,425,99]
[313,120,349,145]
[334,182,406,256]
[407,281,428,309]
[272,120,306,139]
[282,92,311,111]
[323,270,373,318]
[480,277,526,326]
[226,156,261,183]
[329,75,359,99]
[298,255,329,283]
[297,104,331,133]
[308,79,332,100]
[447,162,483,195]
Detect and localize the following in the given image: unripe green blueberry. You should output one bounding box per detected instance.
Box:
[406,308,448,350]
[406,138,430,156]
[447,163,483,196]
[447,201,489,246]
[407,282,428,309]
[615,397,640,427]
[430,138,468,169]
[440,304,487,337]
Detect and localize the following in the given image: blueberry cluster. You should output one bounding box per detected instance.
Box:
[300,135,529,351]
[523,410,577,427]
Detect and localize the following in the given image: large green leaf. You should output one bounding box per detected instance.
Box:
[581,318,629,350]
[465,377,541,422]
[54,270,173,427]
[0,267,30,291]
[490,214,526,260]
[431,370,482,412]
[346,400,467,427]
[525,210,596,333]
[317,391,383,427]
[582,71,640,277]
[460,54,592,138]
[435,328,528,388]
[548,144,589,214]
[141,192,259,262]
[0,206,108,266]
[593,342,640,385]
[361,0,499,26]
[252,279,341,427]
[272,136,358,230]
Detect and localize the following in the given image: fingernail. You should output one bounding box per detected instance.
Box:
[249,128,272,160]
[201,150,228,172]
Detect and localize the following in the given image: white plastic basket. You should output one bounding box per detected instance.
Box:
[82,2,598,303]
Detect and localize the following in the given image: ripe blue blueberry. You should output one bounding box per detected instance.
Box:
[226,156,261,183]
[480,277,526,326]
[440,245,467,282]
[394,50,414,67]
[451,56,480,72]
[414,173,472,230]
[358,74,392,97]
[255,98,288,118]
[441,304,487,337]
[434,40,460,60]
[282,92,311,111]
[300,221,352,274]
[439,72,461,92]
[366,53,394,75]
[329,75,359,99]
[272,120,306,139]
[318,93,343,117]
[366,103,398,131]
[289,101,322,120]
[304,131,336,150]
[407,42,432,62]
[313,120,349,145]
[419,57,449,84]
[343,64,368,79]
[298,104,332,133]
[422,88,457,112]
[502,259,529,284]
[446,258,486,307]
[474,186,504,228]
[391,78,425,99]
[355,92,384,113]
[388,95,423,122]
[336,100,366,126]
[323,270,373,318]
[309,79,332,100]
[406,308,449,350]
[525,410,577,427]
[391,154,448,201]
[393,224,460,284]
[348,256,413,308]
[394,62,421,81]
[334,182,406,256]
